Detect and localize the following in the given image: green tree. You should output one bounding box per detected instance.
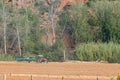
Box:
[89,1,120,43]
[59,4,93,44]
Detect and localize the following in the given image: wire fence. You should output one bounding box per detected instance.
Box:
[0,73,116,80]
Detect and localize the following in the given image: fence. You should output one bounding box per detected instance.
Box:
[0,73,116,80]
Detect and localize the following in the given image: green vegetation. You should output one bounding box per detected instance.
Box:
[117,75,120,80]
[89,1,120,43]
[59,0,120,43]
[0,54,15,61]
[0,0,120,62]
[74,42,120,63]
[59,4,93,43]
[36,40,64,62]
[59,1,120,62]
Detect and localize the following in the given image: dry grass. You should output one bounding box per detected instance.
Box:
[0,61,119,80]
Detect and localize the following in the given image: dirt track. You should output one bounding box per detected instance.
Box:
[0,61,120,80]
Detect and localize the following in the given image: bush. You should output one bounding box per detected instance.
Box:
[36,40,64,62]
[44,51,63,62]
[117,75,120,80]
[59,4,93,43]
[59,1,120,43]
[0,54,15,61]
[74,42,120,63]
[89,1,120,43]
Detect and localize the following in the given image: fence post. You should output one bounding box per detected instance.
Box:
[62,76,64,80]
[30,75,32,80]
[63,50,66,61]
[10,73,11,77]
[97,76,99,80]
[3,74,6,80]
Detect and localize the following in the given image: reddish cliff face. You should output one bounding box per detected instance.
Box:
[6,0,34,8]
[57,0,88,12]
[17,0,33,8]
[6,0,12,3]
[45,0,88,12]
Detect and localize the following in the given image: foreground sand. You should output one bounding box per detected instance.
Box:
[0,61,120,80]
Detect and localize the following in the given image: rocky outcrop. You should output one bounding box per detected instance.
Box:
[57,0,88,12]
[45,0,88,12]
[6,0,34,8]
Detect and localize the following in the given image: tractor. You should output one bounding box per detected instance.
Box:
[16,55,48,63]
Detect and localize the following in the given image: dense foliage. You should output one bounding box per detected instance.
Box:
[59,1,120,43]
[59,0,120,62]
[0,0,120,62]
[74,42,120,63]
[89,1,120,43]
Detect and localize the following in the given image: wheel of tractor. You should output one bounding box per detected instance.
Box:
[28,61,31,63]
[37,58,41,63]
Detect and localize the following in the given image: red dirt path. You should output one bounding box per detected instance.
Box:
[0,61,120,80]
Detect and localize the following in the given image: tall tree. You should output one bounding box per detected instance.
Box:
[48,0,59,45]
[2,0,7,54]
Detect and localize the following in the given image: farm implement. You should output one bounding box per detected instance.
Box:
[16,55,48,63]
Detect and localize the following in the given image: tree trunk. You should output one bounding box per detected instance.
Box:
[13,0,22,56]
[17,26,22,56]
[2,0,7,54]
[48,0,57,46]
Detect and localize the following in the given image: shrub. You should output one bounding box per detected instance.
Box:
[0,54,15,61]
[59,1,120,43]
[37,40,64,62]
[74,42,120,63]
[117,75,120,80]
[89,1,120,43]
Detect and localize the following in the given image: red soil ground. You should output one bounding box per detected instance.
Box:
[0,61,120,80]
